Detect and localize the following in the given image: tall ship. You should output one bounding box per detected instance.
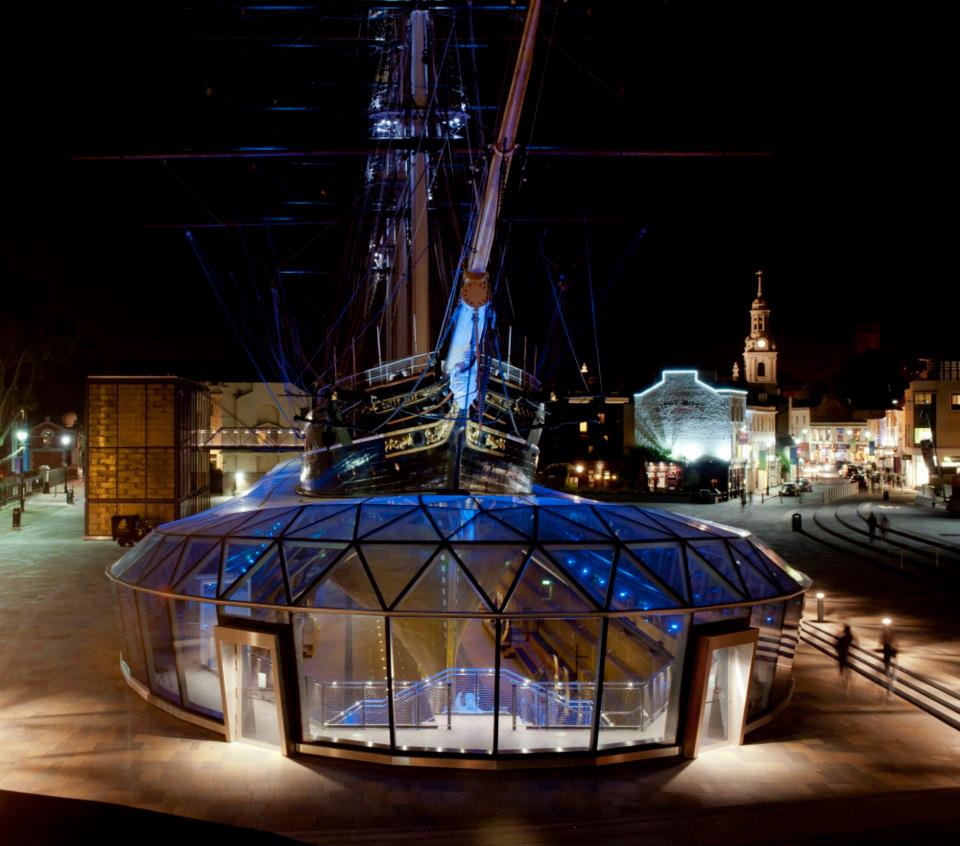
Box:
[300,0,546,497]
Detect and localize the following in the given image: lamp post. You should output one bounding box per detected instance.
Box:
[15,427,28,511]
[61,434,73,497]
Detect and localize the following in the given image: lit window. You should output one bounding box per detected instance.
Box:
[914,391,933,405]
[579,421,588,433]
[597,413,606,424]
[914,427,933,444]
[952,393,960,410]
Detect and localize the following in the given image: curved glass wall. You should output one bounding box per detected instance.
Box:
[108,461,809,762]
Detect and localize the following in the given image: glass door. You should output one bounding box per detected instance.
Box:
[683,628,757,758]
[215,626,289,754]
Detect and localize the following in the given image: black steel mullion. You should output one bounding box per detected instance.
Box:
[590,616,610,753]
[538,547,605,611]
[354,545,389,610]
[388,546,445,610]
[385,616,397,750]
[492,617,502,754]
[277,540,292,604]
[445,543,498,612]
[220,539,279,599]
[287,544,352,605]
[686,544,746,601]
[499,548,535,612]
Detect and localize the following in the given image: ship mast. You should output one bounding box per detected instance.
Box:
[444,0,542,406]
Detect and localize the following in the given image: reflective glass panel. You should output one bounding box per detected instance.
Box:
[396,551,490,612]
[173,542,221,599]
[596,511,667,542]
[536,510,607,542]
[221,540,273,595]
[690,541,746,595]
[171,599,222,719]
[295,612,389,748]
[448,512,526,542]
[360,544,436,607]
[627,544,688,602]
[483,506,534,537]
[137,538,187,590]
[504,552,594,614]
[136,592,181,704]
[116,585,148,685]
[728,542,781,599]
[453,546,527,610]
[541,506,611,537]
[223,546,286,604]
[234,506,300,538]
[285,505,357,540]
[111,531,164,580]
[598,614,688,749]
[425,504,479,538]
[497,618,601,753]
[544,546,615,607]
[686,548,744,605]
[299,550,381,610]
[391,617,495,753]
[610,549,683,611]
[240,644,281,747]
[698,641,754,752]
[357,505,417,537]
[283,542,348,600]
[364,509,440,542]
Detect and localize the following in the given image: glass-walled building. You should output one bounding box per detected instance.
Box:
[107,460,808,766]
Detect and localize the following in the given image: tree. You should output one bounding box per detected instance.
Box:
[0,320,43,470]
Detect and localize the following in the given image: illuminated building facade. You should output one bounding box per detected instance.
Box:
[899,360,960,495]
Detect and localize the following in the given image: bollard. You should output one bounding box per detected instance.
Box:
[12,507,22,529]
[792,512,802,532]
[816,592,825,623]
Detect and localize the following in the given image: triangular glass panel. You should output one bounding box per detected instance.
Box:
[221,540,274,596]
[285,504,356,538]
[173,543,221,599]
[452,546,527,610]
[644,511,721,539]
[727,542,780,600]
[111,532,166,582]
[541,506,612,538]
[734,538,798,592]
[283,542,348,600]
[426,504,480,538]
[690,541,746,595]
[168,538,219,589]
[396,550,491,612]
[544,546,615,607]
[686,548,745,606]
[449,511,526,542]
[138,538,188,589]
[596,511,669,542]
[223,546,286,604]
[536,509,608,542]
[504,552,594,613]
[746,537,806,589]
[365,509,440,542]
[474,495,530,509]
[483,507,534,537]
[233,506,301,539]
[422,495,479,508]
[611,550,682,611]
[357,504,417,537]
[181,510,258,537]
[299,550,381,610]
[287,506,357,541]
[604,504,658,524]
[626,544,689,603]
[365,494,421,506]
[359,544,437,608]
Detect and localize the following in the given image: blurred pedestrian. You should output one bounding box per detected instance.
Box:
[880,627,898,700]
[879,513,889,540]
[836,623,856,694]
[867,512,878,541]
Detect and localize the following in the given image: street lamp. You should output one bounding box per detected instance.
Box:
[15,427,28,511]
[61,434,73,497]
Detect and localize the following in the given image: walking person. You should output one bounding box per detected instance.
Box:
[880,626,898,700]
[878,513,889,541]
[836,623,856,694]
[866,511,878,542]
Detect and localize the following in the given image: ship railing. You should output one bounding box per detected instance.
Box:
[304,664,672,731]
[480,355,541,393]
[338,352,437,390]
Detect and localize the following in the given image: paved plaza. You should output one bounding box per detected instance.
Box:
[2,485,960,844]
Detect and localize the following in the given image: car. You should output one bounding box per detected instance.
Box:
[780,483,798,496]
[696,488,725,503]
[796,478,813,492]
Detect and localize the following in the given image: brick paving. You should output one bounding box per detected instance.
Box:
[2,485,960,843]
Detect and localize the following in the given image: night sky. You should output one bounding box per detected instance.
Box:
[1,2,952,419]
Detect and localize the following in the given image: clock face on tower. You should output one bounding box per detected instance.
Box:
[757,339,767,349]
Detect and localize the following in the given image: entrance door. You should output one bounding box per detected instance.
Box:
[215,625,289,754]
[682,627,758,758]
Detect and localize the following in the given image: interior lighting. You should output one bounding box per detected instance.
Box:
[16,429,27,443]
[882,617,892,626]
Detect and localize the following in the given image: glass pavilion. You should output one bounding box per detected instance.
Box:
[108,459,808,765]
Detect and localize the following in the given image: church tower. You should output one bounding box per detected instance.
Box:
[743,270,778,389]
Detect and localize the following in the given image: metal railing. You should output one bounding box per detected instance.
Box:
[820,481,859,505]
[198,427,303,450]
[305,664,672,732]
